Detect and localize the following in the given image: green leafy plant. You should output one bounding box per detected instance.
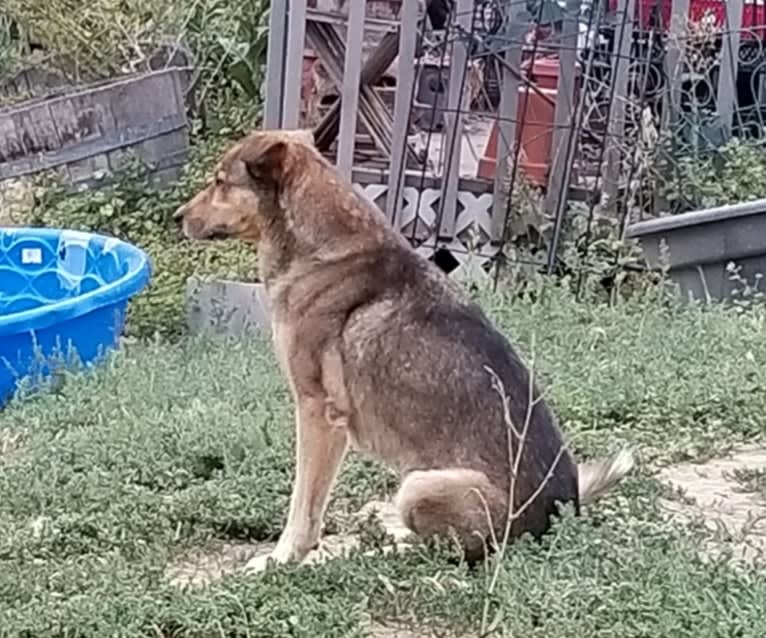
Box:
[1,0,269,112]
[22,144,259,339]
[495,175,653,303]
[2,289,766,636]
[217,0,269,99]
[0,13,30,88]
[663,138,766,212]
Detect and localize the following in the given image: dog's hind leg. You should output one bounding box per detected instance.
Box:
[394,468,508,562]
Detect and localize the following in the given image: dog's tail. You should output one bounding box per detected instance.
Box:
[578,447,635,505]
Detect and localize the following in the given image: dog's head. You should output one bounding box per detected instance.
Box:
[173,128,316,243]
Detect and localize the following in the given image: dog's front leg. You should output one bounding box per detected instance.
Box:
[245,396,348,572]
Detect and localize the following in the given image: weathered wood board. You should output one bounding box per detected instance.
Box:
[0,68,190,188]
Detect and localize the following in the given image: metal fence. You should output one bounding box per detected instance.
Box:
[263,0,766,288]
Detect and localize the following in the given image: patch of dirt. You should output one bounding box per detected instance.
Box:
[363,610,475,637]
[659,445,766,565]
[165,540,268,587]
[366,622,444,637]
[166,501,415,588]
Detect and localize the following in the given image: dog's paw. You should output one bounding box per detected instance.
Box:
[244,532,318,574]
[243,552,278,574]
[243,541,295,574]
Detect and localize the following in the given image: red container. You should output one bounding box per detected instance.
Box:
[607,0,766,39]
[478,57,581,187]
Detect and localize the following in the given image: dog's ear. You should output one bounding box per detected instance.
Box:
[239,137,289,185]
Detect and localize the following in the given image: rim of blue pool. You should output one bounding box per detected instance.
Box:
[0,226,152,337]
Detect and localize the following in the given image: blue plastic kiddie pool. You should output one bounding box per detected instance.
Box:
[0,227,151,407]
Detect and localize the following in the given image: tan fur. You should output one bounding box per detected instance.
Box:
[174,128,634,571]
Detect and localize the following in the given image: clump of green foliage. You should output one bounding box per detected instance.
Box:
[665,138,766,212]
[24,141,259,339]
[0,14,26,80]
[1,0,269,106]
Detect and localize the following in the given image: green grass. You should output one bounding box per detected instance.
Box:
[1,287,766,637]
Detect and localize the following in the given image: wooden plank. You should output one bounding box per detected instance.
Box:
[307,21,421,167]
[337,1,367,178]
[283,0,308,128]
[169,66,191,123]
[110,70,179,131]
[0,116,187,180]
[544,0,581,226]
[437,0,473,238]
[662,0,690,131]
[319,21,399,156]
[0,71,189,183]
[386,0,421,225]
[306,23,393,156]
[313,30,400,150]
[490,8,529,242]
[65,152,112,183]
[14,104,59,157]
[306,6,398,31]
[604,0,637,203]
[717,0,744,138]
[264,0,288,128]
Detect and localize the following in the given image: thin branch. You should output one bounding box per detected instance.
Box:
[480,333,573,635]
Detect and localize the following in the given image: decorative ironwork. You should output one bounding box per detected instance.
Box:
[264,0,766,288]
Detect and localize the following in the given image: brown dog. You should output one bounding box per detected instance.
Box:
[174,128,634,570]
